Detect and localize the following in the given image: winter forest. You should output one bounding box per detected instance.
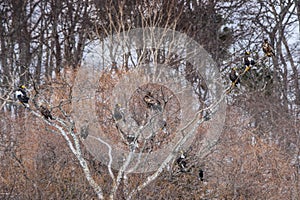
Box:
[1,0,300,199]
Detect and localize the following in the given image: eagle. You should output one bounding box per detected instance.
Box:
[176,151,188,172]
[113,103,125,122]
[243,51,255,72]
[40,105,53,120]
[262,39,275,57]
[80,124,89,139]
[15,85,30,107]
[229,68,240,85]
[199,169,204,181]
[143,92,162,112]
[244,51,255,67]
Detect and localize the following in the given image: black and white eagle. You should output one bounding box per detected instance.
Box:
[15,85,30,107]
[244,51,255,67]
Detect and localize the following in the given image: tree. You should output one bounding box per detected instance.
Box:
[1,0,299,199]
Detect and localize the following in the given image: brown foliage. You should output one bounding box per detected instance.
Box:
[127,106,299,199]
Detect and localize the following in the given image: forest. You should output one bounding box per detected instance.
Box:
[0,0,300,199]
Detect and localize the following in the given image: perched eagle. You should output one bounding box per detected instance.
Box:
[229,68,240,85]
[80,124,89,139]
[40,105,53,120]
[244,51,255,67]
[113,103,124,122]
[262,39,275,57]
[15,85,30,107]
[143,92,162,112]
[176,151,188,172]
[199,169,204,181]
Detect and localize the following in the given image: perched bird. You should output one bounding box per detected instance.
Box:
[80,124,89,139]
[113,103,125,122]
[122,132,139,151]
[243,51,255,72]
[15,85,30,107]
[262,39,275,57]
[40,105,53,120]
[203,110,211,121]
[229,68,240,85]
[176,151,188,172]
[116,123,139,150]
[158,119,167,131]
[126,134,136,144]
[143,92,162,112]
[198,169,204,181]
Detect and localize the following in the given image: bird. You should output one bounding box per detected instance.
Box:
[40,105,54,120]
[113,103,125,122]
[243,51,255,72]
[262,39,275,57]
[80,124,89,139]
[15,85,30,107]
[143,92,162,112]
[158,119,167,131]
[203,110,211,121]
[198,169,204,181]
[229,68,240,86]
[176,151,188,172]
